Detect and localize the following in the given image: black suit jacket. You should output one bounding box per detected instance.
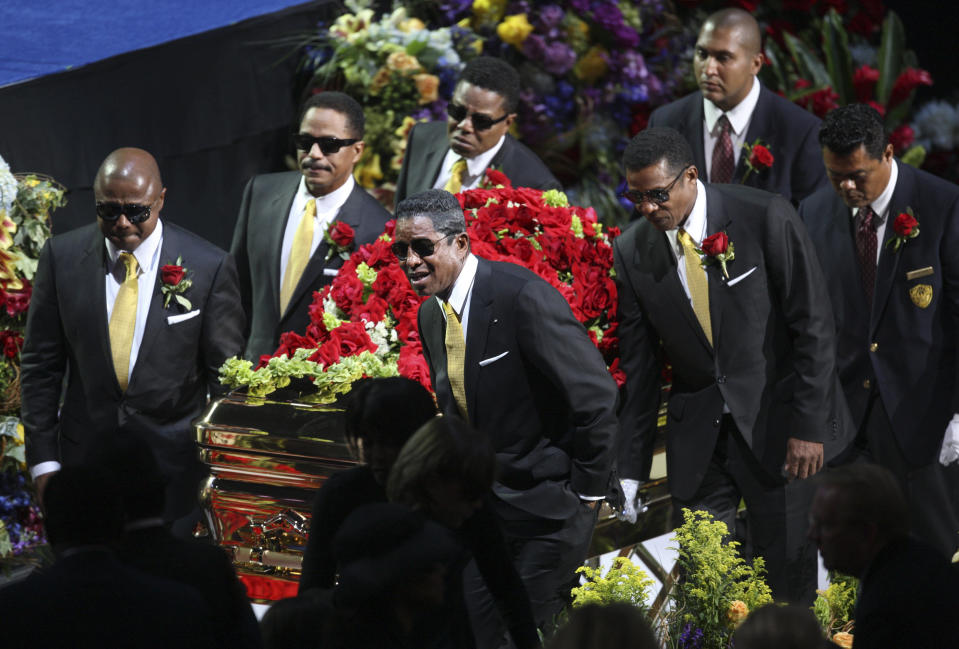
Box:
[418,258,619,518]
[614,184,851,499]
[648,85,826,203]
[799,163,959,466]
[21,221,244,519]
[231,173,392,361]
[394,121,561,204]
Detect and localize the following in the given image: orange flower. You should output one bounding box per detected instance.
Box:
[385,51,421,73]
[413,74,439,105]
[727,600,749,626]
[832,631,853,648]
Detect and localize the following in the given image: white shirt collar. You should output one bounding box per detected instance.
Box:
[465,136,506,177]
[296,173,355,213]
[438,253,478,315]
[853,159,898,223]
[665,180,708,254]
[105,218,163,273]
[703,76,761,136]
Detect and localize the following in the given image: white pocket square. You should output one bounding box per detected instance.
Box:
[167,309,201,325]
[478,351,509,367]
[726,266,757,287]
[323,268,339,277]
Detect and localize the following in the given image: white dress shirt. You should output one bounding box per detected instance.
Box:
[436,253,478,335]
[703,77,761,180]
[279,175,355,285]
[433,136,507,191]
[853,159,898,265]
[666,179,710,301]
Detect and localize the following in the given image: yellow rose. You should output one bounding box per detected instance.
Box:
[574,45,608,83]
[413,73,440,105]
[354,153,383,189]
[386,51,422,73]
[369,67,392,95]
[831,631,853,648]
[399,17,425,33]
[726,600,749,627]
[497,13,534,46]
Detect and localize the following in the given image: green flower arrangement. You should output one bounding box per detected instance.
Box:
[813,572,858,641]
[571,556,655,610]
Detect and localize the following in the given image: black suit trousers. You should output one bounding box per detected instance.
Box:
[672,415,819,605]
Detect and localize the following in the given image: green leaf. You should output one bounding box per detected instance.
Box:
[875,11,906,106]
[784,32,831,88]
[821,9,854,105]
[13,254,38,280]
[174,294,192,311]
[760,40,789,96]
[900,144,926,168]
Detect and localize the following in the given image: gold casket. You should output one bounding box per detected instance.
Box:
[196,386,673,602]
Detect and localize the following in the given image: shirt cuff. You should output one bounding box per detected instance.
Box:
[30,461,61,480]
[577,494,605,501]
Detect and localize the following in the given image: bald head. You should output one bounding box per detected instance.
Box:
[94,147,165,252]
[702,9,761,55]
[694,8,764,112]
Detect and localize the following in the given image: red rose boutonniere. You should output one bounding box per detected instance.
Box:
[696,231,736,279]
[741,139,774,184]
[885,207,919,252]
[324,221,355,262]
[160,256,193,310]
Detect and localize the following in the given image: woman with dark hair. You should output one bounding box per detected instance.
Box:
[298,376,437,592]
[388,417,541,649]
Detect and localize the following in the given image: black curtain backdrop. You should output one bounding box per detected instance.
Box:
[0,1,339,250]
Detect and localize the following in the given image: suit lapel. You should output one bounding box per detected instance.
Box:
[79,228,116,388]
[267,175,300,319]
[420,134,449,194]
[703,186,731,346]
[736,87,771,185]
[131,227,176,388]
[421,298,451,412]
[464,259,493,419]
[872,165,912,333]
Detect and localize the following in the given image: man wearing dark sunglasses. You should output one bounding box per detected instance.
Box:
[231,91,391,361]
[20,147,245,537]
[613,127,852,606]
[395,189,618,646]
[395,56,560,205]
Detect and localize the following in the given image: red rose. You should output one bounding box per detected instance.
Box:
[853,65,880,102]
[2,282,31,317]
[893,212,918,237]
[701,232,729,257]
[329,221,355,248]
[398,344,433,392]
[748,144,774,169]
[483,168,512,188]
[890,68,933,107]
[273,331,318,358]
[0,330,22,359]
[161,265,185,286]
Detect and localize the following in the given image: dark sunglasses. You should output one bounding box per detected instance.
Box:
[95,202,154,224]
[391,233,457,261]
[620,165,692,205]
[447,103,509,132]
[293,134,360,155]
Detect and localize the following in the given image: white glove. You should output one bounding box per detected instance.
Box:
[939,413,959,466]
[615,479,642,524]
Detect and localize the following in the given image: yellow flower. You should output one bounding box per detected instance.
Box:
[369,67,392,95]
[413,73,440,104]
[497,13,534,46]
[399,17,425,33]
[832,631,853,648]
[386,51,422,73]
[472,0,506,25]
[394,115,419,138]
[15,422,24,445]
[354,153,383,188]
[726,600,749,626]
[330,9,374,42]
[574,45,608,83]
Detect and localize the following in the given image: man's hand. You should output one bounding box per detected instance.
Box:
[783,438,824,480]
[939,414,959,466]
[33,470,57,508]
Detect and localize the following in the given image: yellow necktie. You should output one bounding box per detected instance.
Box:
[677,228,713,346]
[443,158,468,194]
[280,198,316,313]
[109,252,139,391]
[442,300,468,419]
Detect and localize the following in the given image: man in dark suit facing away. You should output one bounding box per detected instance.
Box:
[648,8,826,204]
[613,128,852,604]
[392,189,618,636]
[798,103,959,557]
[21,147,245,536]
[394,56,560,205]
[231,91,391,361]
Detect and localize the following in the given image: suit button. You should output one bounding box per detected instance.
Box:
[713,418,721,427]
[863,379,871,389]
[717,375,726,384]
[869,342,879,352]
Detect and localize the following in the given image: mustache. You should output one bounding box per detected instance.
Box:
[301,160,332,172]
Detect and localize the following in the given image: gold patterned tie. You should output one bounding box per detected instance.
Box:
[442,300,469,419]
[443,158,468,194]
[280,198,316,313]
[677,228,713,346]
[109,252,139,391]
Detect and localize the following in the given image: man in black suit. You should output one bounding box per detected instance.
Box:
[231,91,391,361]
[394,56,560,205]
[21,147,244,535]
[808,464,959,648]
[648,8,826,204]
[798,103,959,557]
[392,189,618,632]
[614,128,851,604]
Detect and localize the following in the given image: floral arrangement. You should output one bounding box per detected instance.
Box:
[160,257,193,310]
[665,508,773,649]
[0,153,65,562]
[813,572,858,645]
[219,173,622,397]
[570,556,655,611]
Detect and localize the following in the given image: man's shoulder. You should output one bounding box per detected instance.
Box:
[245,170,301,195]
[710,181,787,210]
[758,85,820,125]
[409,120,448,142]
[344,183,392,219]
[901,161,959,203]
[163,222,229,260]
[48,222,99,250]
[649,91,701,124]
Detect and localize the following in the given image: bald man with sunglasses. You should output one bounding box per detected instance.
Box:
[231,91,391,361]
[394,56,560,205]
[21,147,245,536]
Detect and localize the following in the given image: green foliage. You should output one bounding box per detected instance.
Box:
[822,10,854,106]
[571,556,655,610]
[812,572,858,637]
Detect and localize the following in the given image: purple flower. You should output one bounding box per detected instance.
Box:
[542,41,577,76]
[592,2,625,31]
[438,0,473,22]
[570,0,590,13]
[613,24,640,48]
[538,4,565,29]
[522,33,548,61]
